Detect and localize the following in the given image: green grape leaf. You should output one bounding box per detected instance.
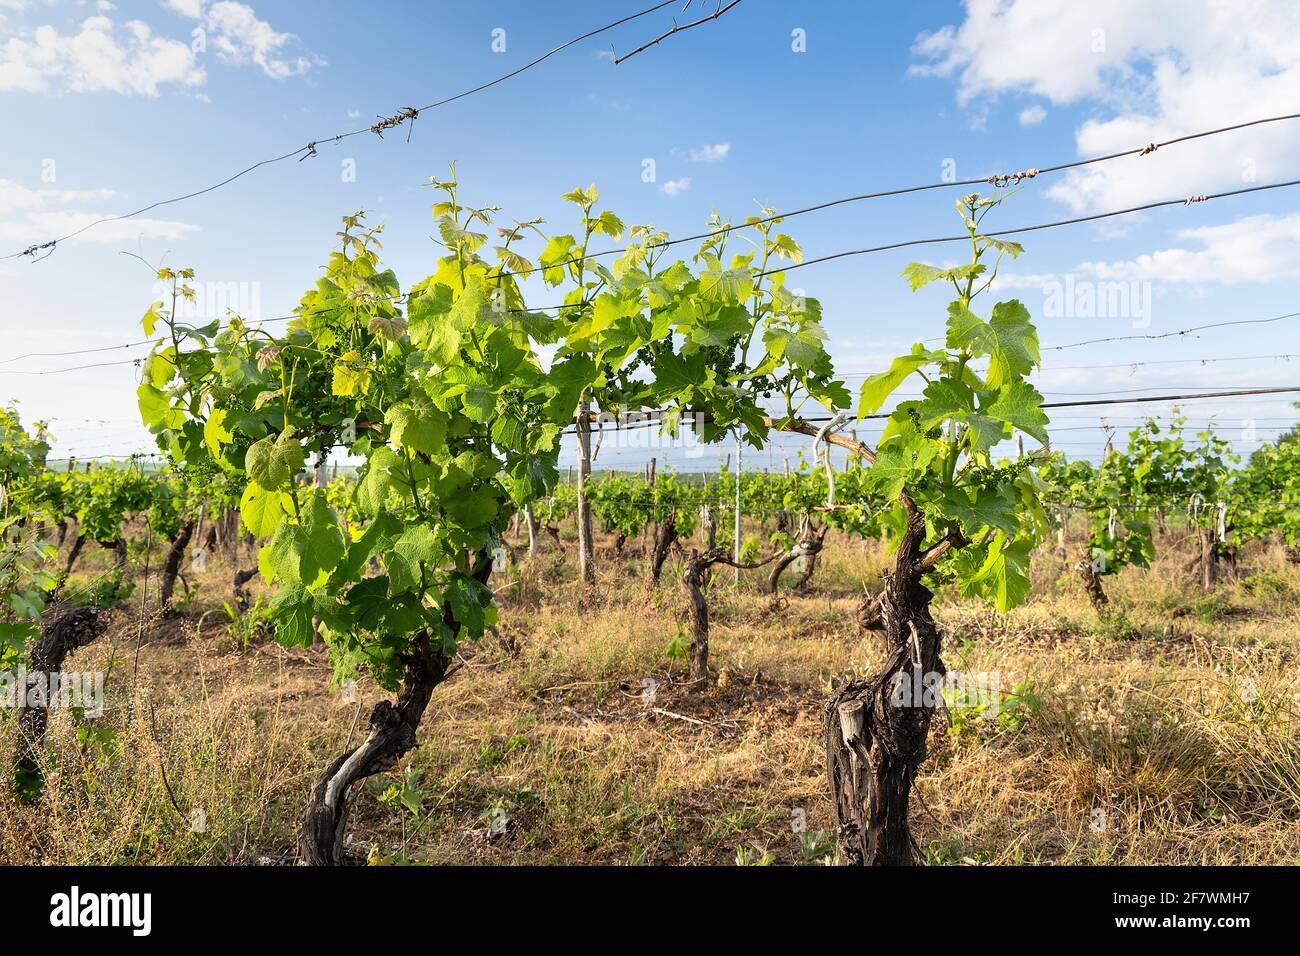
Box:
[982,380,1049,445]
[538,234,577,286]
[137,383,181,432]
[331,512,402,587]
[239,483,289,538]
[345,576,392,631]
[867,437,940,499]
[959,534,1033,612]
[267,584,316,648]
[299,493,345,586]
[593,210,625,239]
[141,301,164,336]
[651,351,707,398]
[245,429,305,490]
[936,485,1018,538]
[203,407,234,459]
[698,267,754,303]
[764,322,829,370]
[857,345,941,417]
[357,446,397,516]
[145,348,176,388]
[946,300,1038,388]
[688,305,751,348]
[332,350,372,397]
[916,378,974,426]
[385,396,447,456]
[387,523,439,593]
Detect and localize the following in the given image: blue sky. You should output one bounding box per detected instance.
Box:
[1,0,1298,471]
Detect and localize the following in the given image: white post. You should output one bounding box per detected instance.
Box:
[734,431,742,585]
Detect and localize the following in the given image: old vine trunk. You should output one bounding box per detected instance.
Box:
[682,547,714,687]
[299,556,491,865]
[650,510,678,583]
[822,497,941,865]
[14,606,108,796]
[159,519,196,609]
[1076,547,1108,611]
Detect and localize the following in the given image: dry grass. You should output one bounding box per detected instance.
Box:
[2,524,1298,865]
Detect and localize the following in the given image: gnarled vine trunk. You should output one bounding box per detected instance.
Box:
[63,534,86,576]
[232,567,258,612]
[681,547,721,687]
[650,510,678,583]
[299,556,491,865]
[1199,527,1217,589]
[103,537,127,571]
[159,519,196,610]
[13,605,108,796]
[1220,543,1238,578]
[822,497,943,866]
[1076,547,1107,611]
[524,506,539,556]
[57,532,122,577]
[767,521,828,595]
[794,525,831,591]
[682,546,774,689]
[767,542,805,595]
[856,591,884,631]
[700,505,717,550]
[698,505,718,586]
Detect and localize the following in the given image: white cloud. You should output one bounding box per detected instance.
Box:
[660,177,691,197]
[0,180,117,216]
[0,210,200,244]
[198,1,316,80]
[0,15,204,95]
[1029,362,1285,396]
[913,1,1300,213]
[163,0,204,17]
[688,142,731,162]
[1018,104,1046,126]
[0,178,198,244]
[986,271,1067,292]
[1078,213,1300,284]
[988,213,1300,292]
[0,2,317,95]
